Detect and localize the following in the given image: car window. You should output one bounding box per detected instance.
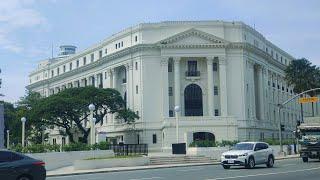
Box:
[262,143,269,149]
[234,143,254,150]
[254,143,263,151]
[0,151,23,163]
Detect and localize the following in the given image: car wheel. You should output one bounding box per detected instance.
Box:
[17,176,31,180]
[246,157,255,169]
[266,155,274,168]
[222,165,230,169]
[302,157,308,163]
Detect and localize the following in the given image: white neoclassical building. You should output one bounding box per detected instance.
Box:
[27,21,318,151]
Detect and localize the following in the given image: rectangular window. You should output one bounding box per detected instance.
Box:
[115,44,117,49]
[188,61,197,72]
[105,72,107,79]
[136,85,138,94]
[83,57,86,65]
[105,48,108,54]
[169,87,173,96]
[214,109,219,116]
[152,134,157,144]
[91,53,94,62]
[51,70,54,77]
[69,62,72,71]
[135,62,138,70]
[63,65,66,73]
[212,63,218,71]
[76,60,79,68]
[214,86,218,95]
[118,42,121,48]
[135,35,138,42]
[121,41,123,47]
[168,62,173,72]
[169,110,174,117]
[99,50,102,58]
[57,68,60,75]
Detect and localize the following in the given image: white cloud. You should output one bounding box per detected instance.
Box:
[0,0,48,54]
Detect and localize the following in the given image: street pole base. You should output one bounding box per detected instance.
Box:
[278,151,286,157]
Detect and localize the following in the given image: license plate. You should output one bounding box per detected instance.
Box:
[227,160,234,164]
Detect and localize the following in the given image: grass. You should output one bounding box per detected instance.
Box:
[84,155,142,160]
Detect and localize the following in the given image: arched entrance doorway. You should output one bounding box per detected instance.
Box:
[193,132,215,142]
[184,84,203,116]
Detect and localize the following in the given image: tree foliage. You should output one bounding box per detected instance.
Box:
[285,58,320,95]
[30,86,139,143]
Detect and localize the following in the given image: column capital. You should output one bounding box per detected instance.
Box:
[160,57,169,66]
[173,57,181,64]
[206,57,214,64]
[218,56,227,65]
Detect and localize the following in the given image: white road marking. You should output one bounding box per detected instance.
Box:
[206,166,320,180]
[129,177,164,180]
[177,167,204,172]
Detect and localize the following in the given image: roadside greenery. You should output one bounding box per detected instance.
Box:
[264,138,295,145]
[4,86,139,146]
[9,141,111,153]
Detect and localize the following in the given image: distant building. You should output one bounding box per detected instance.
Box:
[27,21,318,151]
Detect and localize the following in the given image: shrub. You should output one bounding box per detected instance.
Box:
[62,142,91,152]
[189,140,216,147]
[10,144,61,153]
[92,141,110,150]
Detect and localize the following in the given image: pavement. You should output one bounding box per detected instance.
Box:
[46,157,320,180]
[47,155,299,177]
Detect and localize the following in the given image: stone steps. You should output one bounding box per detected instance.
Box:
[149,156,217,165]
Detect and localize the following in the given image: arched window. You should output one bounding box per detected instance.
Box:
[184,84,203,116]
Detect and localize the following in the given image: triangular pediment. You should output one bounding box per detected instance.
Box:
[158,28,228,46]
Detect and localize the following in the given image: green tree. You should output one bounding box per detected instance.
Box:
[31,86,139,143]
[285,58,320,116]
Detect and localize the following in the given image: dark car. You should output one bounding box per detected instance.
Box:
[0,150,46,180]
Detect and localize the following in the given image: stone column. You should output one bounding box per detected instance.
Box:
[161,57,169,118]
[173,57,181,116]
[219,57,228,116]
[125,63,130,109]
[106,70,112,88]
[112,68,117,89]
[129,61,134,109]
[95,74,100,88]
[258,66,265,121]
[207,57,214,116]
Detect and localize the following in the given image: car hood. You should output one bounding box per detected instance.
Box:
[222,150,253,156]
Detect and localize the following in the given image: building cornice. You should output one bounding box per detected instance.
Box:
[27,42,287,90]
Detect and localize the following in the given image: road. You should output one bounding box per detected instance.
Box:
[47,158,320,180]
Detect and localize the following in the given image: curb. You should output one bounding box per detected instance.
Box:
[47,155,299,177]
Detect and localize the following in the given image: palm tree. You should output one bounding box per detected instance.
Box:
[285,58,320,117]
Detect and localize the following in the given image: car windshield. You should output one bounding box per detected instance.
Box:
[233,143,254,150]
[301,130,320,136]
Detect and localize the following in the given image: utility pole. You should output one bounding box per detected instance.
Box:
[0,68,4,149]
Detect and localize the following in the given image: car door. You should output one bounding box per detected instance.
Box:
[260,143,269,163]
[254,143,264,164]
[0,151,18,180]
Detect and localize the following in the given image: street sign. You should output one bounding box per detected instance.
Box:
[299,97,319,104]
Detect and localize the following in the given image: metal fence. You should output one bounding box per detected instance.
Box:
[111,144,148,156]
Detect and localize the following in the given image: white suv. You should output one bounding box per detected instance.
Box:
[221,142,275,169]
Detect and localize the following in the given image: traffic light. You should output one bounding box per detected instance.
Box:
[281,124,285,131]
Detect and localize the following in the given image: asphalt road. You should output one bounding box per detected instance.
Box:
[47,158,320,180]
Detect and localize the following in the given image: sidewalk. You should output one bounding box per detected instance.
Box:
[47,154,299,177]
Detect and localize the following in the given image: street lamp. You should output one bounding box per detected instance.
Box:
[88,104,95,145]
[174,106,180,143]
[21,117,26,147]
[6,130,9,149]
[91,118,96,145]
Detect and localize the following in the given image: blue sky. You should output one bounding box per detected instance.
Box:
[0,0,319,103]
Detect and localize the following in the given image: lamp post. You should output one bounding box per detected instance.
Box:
[6,130,9,149]
[21,117,26,147]
[174,106,180,143]
[88,104,95,145]
[91,118,96,145]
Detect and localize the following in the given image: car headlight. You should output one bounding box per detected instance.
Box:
[239,153,248,157]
